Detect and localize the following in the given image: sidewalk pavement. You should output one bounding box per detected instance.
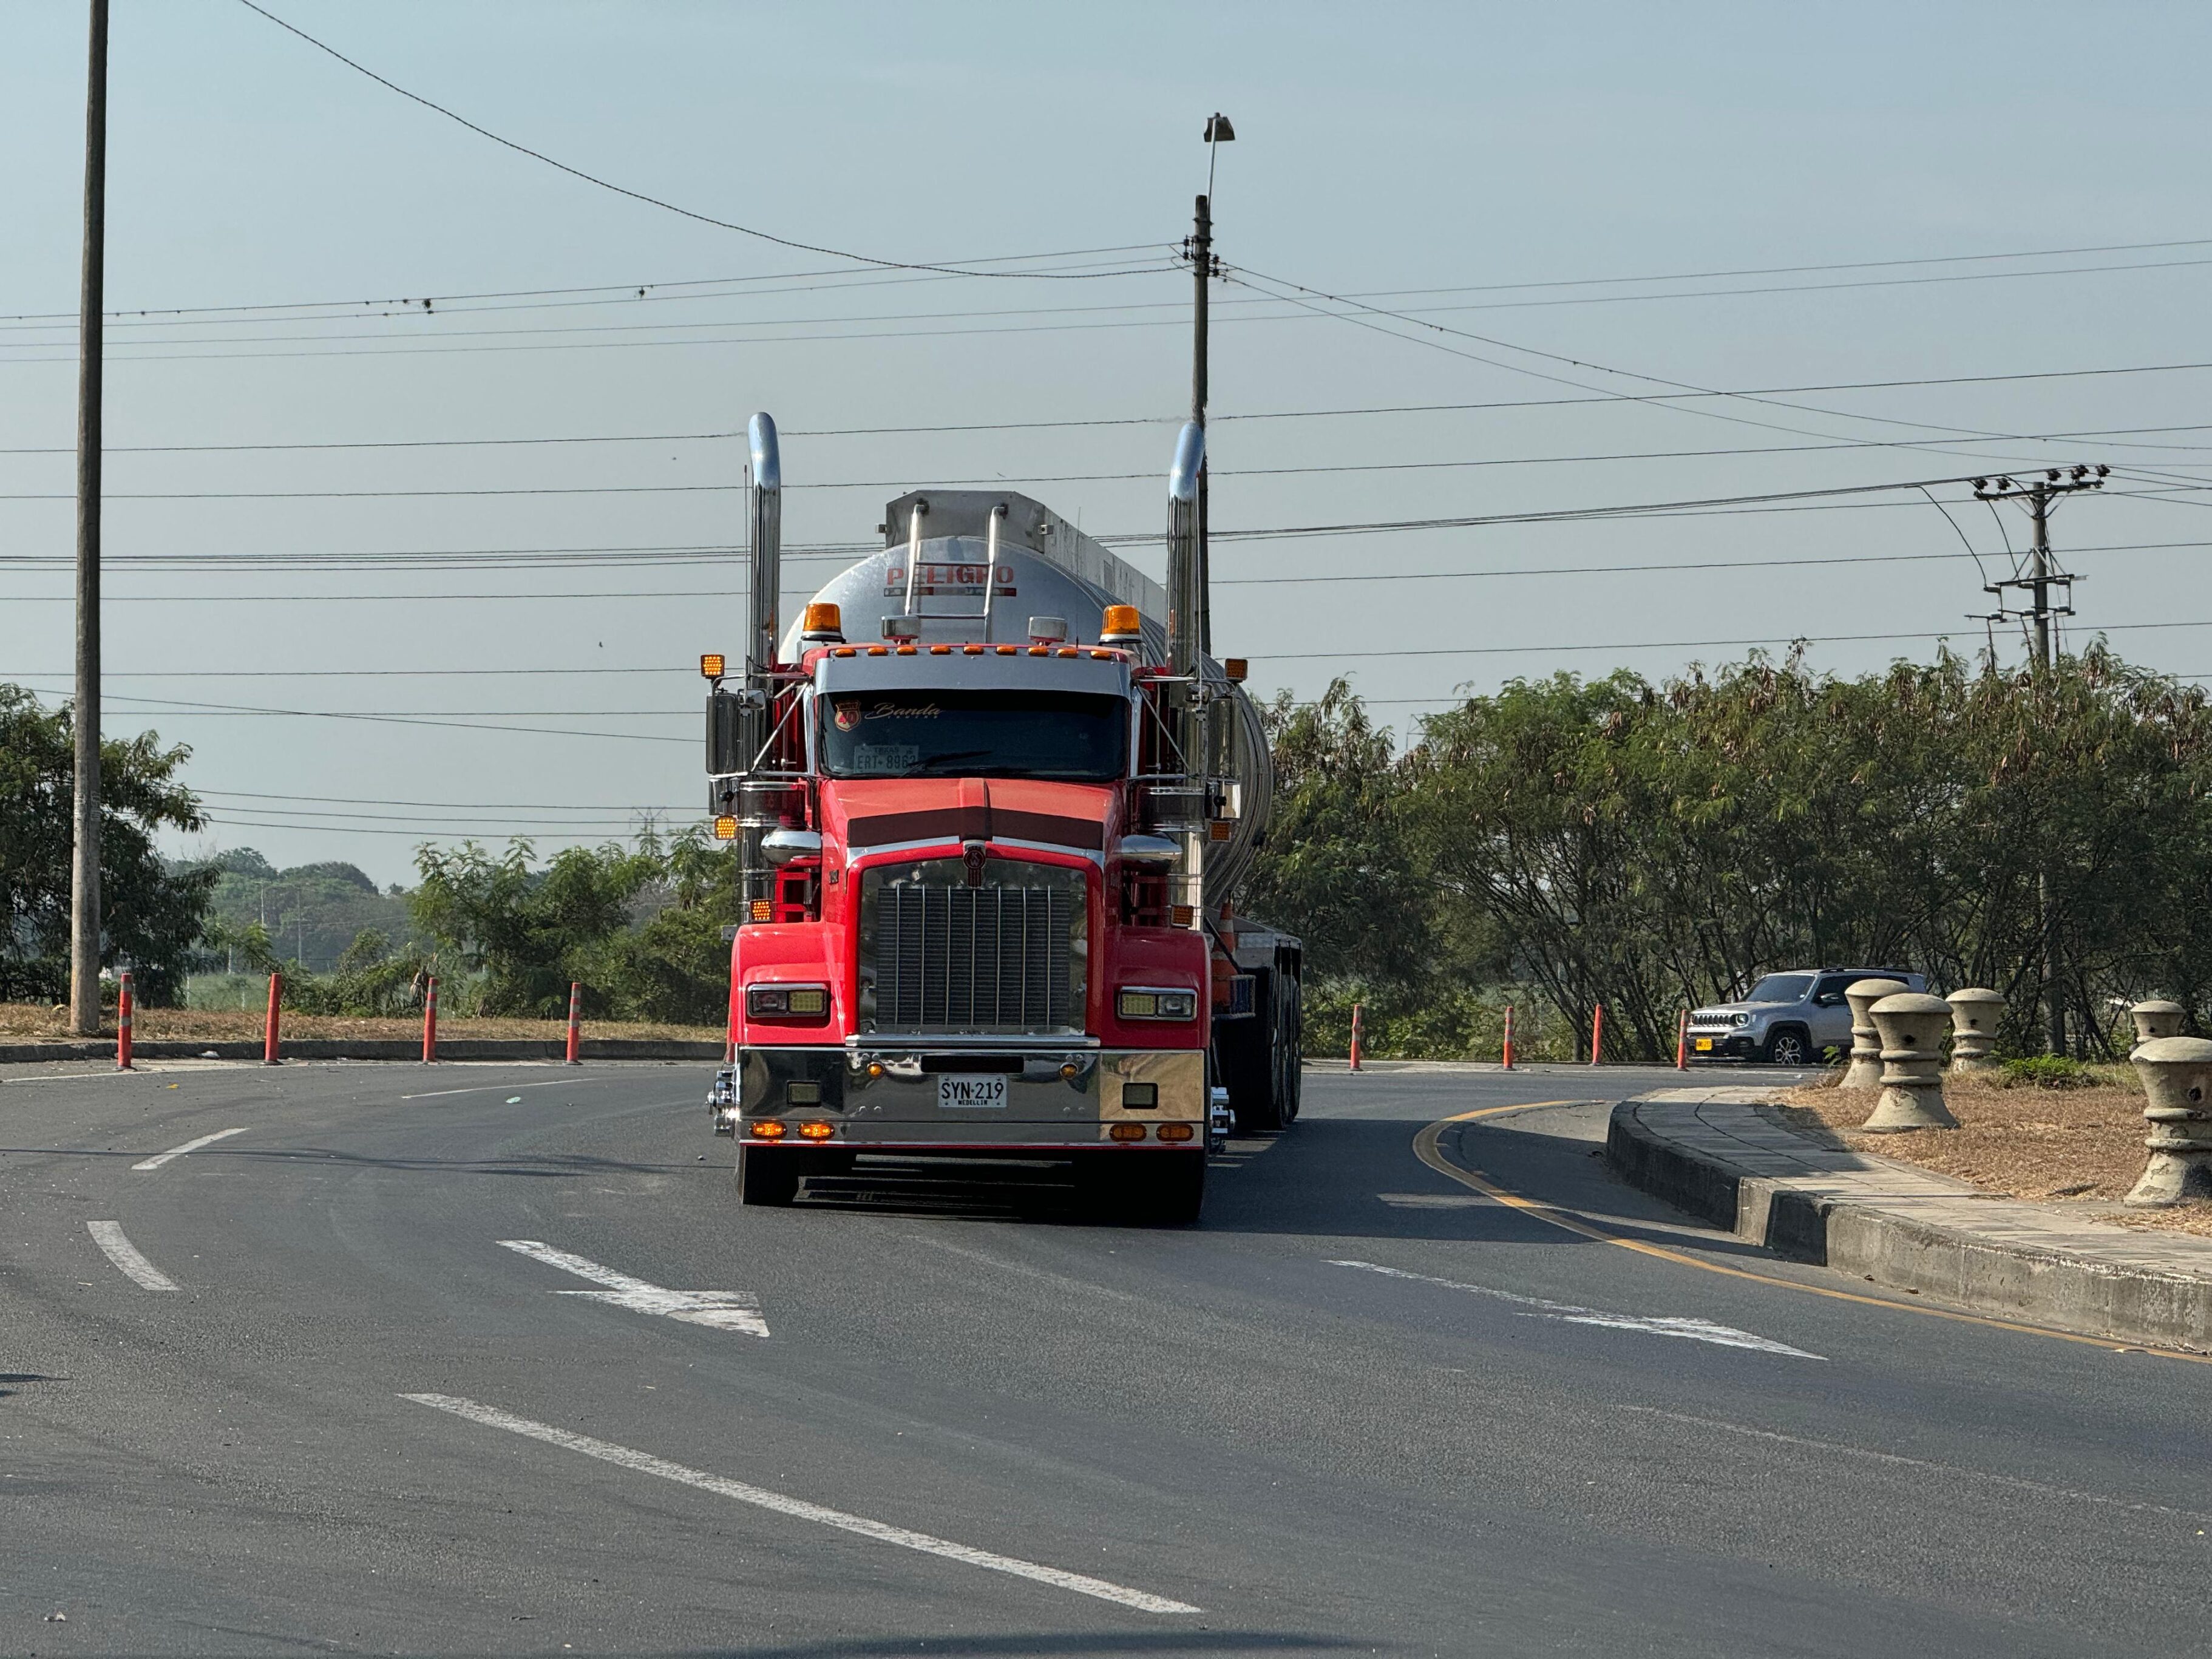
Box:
[1609,1085,2212,1353]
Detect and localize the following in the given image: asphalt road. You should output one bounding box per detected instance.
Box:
[4,1057,2208,1657]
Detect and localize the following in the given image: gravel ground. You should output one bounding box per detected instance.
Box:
[1783,1071,2212,1238]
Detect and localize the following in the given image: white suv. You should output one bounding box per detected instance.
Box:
[1686,967,1927,1067]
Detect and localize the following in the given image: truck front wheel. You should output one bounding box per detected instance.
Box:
[736,1143,802,1206]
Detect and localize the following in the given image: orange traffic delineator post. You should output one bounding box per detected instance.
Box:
[1349,1002,1364,1073]
[1675,1008,1690,1070]
[1501,1003,1515,1070]
[422,974,438,1064]
[116,969,134,1070]
[1590,1002,1605,1067]
[565,981,583,1065]
[263,972,283,1065]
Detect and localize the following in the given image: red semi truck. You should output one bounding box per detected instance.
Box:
[702,415,1300,1221]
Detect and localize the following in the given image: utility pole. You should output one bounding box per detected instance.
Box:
[1187,113,1232,655]
[70,0,109,1036]
[1974,465,2109,1056]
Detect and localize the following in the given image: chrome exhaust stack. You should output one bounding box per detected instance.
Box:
[1163,422,1207,923]
[747,412,782,680]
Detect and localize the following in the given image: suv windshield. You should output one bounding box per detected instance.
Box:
[1745,973,1814,1003]
[818,689,1127,781]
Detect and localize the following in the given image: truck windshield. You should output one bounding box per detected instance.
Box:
[817,689,1127,781]
[1745,974,1814,1003]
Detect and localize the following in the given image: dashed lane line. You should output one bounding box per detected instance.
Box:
[400,1074,618,1101]
[401,1393,1201,1615]
[131,1126,246,1172]
[1415,1101,2212,1366]
[86,1221,177,1291]
[1328,1257,1824,1359]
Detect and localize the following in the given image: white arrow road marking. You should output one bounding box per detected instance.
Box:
[87,1221,177,1291]
[401,1393,1200,1615]
[497,1238,768,1336]
[1328,1258,1824,1360]
[131,1126,246,1172]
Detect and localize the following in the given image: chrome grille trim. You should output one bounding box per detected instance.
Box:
[859,859,1087,1036]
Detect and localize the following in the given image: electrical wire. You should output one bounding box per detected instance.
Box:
[232,1,1159,281]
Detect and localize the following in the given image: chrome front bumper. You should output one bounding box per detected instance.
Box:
[708,1043,1207,1150]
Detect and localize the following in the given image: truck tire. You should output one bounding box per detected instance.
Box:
[736,1143,802,1206]
[1763,1026,1813,1068]
[1273,962,1303,1125]
[1133,1152,1207,1225]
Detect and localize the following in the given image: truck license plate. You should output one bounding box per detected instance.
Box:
[1695,1037,1713,1052]
[937,1074,1007,1110]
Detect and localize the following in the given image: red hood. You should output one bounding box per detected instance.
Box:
[821,777,1119,857]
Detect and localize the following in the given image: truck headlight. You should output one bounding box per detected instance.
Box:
[748,983,831,1021]
[1118,987,1197,1021]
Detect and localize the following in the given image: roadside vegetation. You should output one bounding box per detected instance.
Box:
[9,643,2212,1059]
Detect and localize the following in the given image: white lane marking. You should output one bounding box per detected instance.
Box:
[497,1238,768,1337]
[131,1125,246,1172]
[402,1393,1199,1614]
[1617,1405,2212,1521]
[1328,1258,1824,1360]
[86,1221,177,1291]
[400,1075,612,1101]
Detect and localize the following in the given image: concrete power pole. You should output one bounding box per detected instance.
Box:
[1974,466,2109,1057]
[70,0,109,1036]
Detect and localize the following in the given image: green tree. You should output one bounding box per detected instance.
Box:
[0,685,214,1006]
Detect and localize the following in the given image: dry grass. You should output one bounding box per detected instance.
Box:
[1783,1070,2212,1239]
[0,1002,722,1044]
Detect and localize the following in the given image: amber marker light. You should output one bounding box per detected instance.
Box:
[795,1120,836,1141]
[1109,1122,1147,1142]
[1223,658,1247,683]
[749,898,773,923]
[713,815,739,841]
[700,652,726,680]
[1158,1123,1195,1142]
[751,1120,789,1140]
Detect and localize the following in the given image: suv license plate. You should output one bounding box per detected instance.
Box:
[1694,1037,1713,1052]
[938,1074,1007,1110]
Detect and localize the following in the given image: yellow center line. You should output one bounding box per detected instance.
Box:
[1416,1102,2212,1366]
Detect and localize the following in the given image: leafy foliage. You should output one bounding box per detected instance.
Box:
[1240,647,2212,1061]
[0,685,214,1005]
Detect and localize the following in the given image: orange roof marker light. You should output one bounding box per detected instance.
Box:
[801,602,844,643]
[1100,605,1142,645]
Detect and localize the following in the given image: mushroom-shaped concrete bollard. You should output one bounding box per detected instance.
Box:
[2124,1036,2212,1207]
[1946,988,2004,1074]
[2131,999,2185,1050]
[1861,992,1960,1132]
[1840,977,1909,1090]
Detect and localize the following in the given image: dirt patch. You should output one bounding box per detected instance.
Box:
[0,1003,721,1045]
[1783,1071,2212,1239]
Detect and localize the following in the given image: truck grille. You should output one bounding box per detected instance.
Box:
[859,859,1087,1036]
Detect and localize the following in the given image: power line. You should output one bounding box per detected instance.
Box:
[232,1,1158,282]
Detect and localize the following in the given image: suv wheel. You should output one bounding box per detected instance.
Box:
[1764,1028,1811,1067]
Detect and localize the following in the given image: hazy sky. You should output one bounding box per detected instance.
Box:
[5,1,2210,885]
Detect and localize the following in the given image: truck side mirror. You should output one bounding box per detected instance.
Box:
[707,689,745,775]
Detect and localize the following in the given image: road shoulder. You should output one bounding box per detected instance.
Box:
[1607,1085,2212,1352]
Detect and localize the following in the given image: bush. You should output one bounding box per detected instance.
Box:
[1997,1055,2113,1090]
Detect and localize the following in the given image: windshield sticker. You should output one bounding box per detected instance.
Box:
[833,704,861,730]
[860,702,940,721]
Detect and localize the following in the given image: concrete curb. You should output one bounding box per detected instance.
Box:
[1606,1093,2212,1352]
[0,1039,724,1064]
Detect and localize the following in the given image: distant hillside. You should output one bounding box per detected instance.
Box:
[192,848,419,972]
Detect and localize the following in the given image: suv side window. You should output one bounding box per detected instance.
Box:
[1810,975,1853,1006]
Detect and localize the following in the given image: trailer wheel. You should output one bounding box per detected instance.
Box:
[736,1143,801,1206]
[1275,963,1303,1124]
